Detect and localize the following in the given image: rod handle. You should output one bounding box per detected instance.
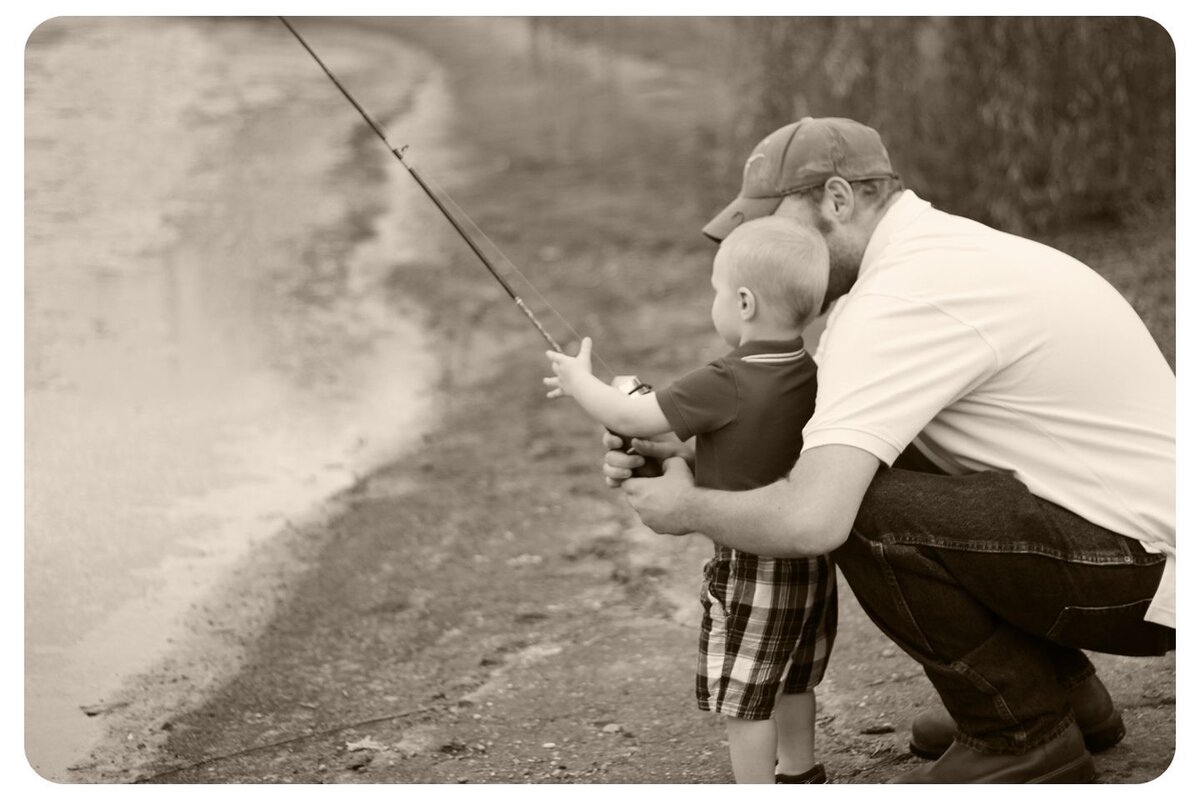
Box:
[611,433,664,479]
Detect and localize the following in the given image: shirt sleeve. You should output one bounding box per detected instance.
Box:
[656,359,739,441]
[802,293,999,464]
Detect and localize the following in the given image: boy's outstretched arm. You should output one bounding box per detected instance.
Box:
[545,337,673,438]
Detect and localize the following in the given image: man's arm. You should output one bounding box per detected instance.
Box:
[620,444,881,556]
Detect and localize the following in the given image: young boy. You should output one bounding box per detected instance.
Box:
[543,216,837,784]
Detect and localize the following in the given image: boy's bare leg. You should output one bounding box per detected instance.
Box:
[725,717,777,783]
[774,690,817,775]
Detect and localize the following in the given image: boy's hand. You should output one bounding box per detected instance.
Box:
[544,336,594,399]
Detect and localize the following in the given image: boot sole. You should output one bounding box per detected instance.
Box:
[909,742,945,760]
[1081,711,1125,752]
[1029,752,1096,784]
[909,714,1126,762]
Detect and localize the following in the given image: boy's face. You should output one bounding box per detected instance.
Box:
[710,250,744,348]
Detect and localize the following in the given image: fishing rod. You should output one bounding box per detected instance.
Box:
[279,16,569,355]
[279,17,661,476]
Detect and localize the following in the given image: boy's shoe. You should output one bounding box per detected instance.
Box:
[909,674,1125,759]
[892,723,1095,783]
[776,763,827,783]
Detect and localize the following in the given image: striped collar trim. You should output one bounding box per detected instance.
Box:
[740,347,808,364]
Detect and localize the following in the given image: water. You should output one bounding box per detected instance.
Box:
[24,18,452,781]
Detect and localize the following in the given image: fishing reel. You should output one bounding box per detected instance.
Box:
[609,376,664,479]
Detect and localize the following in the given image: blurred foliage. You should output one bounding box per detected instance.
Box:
[728,16,1176,233]
[534,16,1175,235]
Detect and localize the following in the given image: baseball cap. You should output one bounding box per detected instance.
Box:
[702,117,896,242]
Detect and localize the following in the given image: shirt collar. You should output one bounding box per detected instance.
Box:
[858,189,931,282]
[729,334,808,360]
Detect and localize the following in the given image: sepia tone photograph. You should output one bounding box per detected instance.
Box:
[23,13,1177,787]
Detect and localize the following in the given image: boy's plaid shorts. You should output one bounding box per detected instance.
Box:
[696,547,838,720]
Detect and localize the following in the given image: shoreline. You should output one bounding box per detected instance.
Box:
[31,18,456,785]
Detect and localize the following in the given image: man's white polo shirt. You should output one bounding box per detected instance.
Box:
[805,191,1176,627]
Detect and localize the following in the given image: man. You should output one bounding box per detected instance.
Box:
[604,117,1175,783]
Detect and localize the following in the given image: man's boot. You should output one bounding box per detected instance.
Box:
[909,673,1125,759]
[893,722,1095,783]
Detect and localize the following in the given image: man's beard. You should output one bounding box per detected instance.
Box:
[820,259,857,314]
[816,214,859,313]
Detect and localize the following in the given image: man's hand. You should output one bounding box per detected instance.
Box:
[601,430,691,487]
[544,337,594,399]
[620,456,698,535]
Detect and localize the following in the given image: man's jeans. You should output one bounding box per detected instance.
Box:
[833,455,1174,755]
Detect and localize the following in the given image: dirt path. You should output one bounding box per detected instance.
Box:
[68,18,1174,786]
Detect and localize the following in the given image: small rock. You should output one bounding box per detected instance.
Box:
[81,700,130,717]
[543,742,557,749]
[602,724,622,734]
[346,753,374,771]
[346,736,387,752]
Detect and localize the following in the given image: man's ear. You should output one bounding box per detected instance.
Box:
[738,287,756,320]
[824,177,855,221]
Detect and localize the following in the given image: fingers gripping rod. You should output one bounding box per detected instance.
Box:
[279,17,564,354]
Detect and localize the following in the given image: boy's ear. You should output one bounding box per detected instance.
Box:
[737,287,756,320]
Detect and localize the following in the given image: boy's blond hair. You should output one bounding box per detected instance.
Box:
[717,217,830,328]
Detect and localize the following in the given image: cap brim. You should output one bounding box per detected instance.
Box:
[701,195,785,242]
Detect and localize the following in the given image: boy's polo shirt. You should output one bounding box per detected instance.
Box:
[805,191,1175,627]
[657,337,817,493]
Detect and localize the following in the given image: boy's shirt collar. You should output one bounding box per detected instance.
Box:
[729,334,809,363]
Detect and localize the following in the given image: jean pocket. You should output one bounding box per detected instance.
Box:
[1047,599,1171,656]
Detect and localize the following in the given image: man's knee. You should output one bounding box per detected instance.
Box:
[851,467,946,542]
[853,467,1030,545]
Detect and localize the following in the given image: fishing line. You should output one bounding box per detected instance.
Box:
[278,16,618,379]
[415,169,619,377]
